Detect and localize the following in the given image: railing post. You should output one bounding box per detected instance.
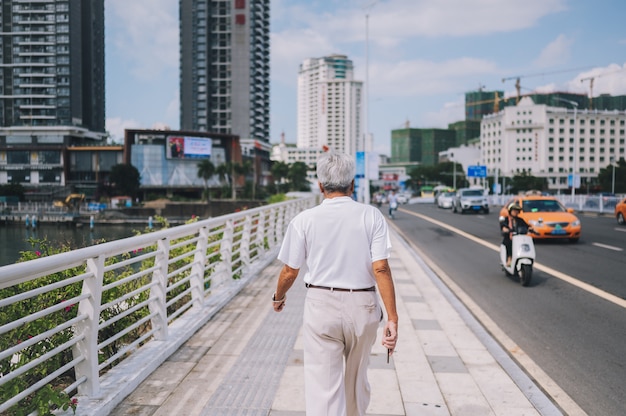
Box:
[241,214,252,268]
[73,255,105,397]
[269,207,280,250]
[190,227,209,309]
[255,210,266,256]
[215,219,234,286]
[149,238,169,340]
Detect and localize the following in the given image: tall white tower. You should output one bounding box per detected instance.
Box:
[297,54,363,156]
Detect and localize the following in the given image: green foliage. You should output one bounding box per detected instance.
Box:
[0,238,85,415]
[509,172,548,194]
[271,161,290,193]
[0,213,237,415]
[197,159,216,202]
[108,164,141,199]
[287,162,311,192]
[267,194,288,204]
[0,227,153,413]
[408,162,465,189]
[597,157,626,193]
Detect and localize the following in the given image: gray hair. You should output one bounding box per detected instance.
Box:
[316,152,355,193]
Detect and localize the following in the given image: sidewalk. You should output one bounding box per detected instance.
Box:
[110,230,563,416]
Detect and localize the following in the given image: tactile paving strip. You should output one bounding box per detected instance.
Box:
[200,279,305,415]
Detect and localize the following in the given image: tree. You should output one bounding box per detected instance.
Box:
[597,158,626,193]
[196,159,215,202]
[109,164,141,200]
[509,172,547,194]
[288,162,310,192]
[271,161,289,193]
[408,162,465,189]
[229,161,252,200]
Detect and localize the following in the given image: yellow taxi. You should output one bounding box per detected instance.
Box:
[500,195,581,243]
[616,196,626,225]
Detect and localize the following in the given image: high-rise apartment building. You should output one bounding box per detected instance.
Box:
[297,54,363,156]
[0,1,107,196]
[179,0,270,142]
[0,0,105,132]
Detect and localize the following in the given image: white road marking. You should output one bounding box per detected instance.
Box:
[615,227,626,233]
[402,209,626,310]
[592,242,623,251]
[391,218,586,416]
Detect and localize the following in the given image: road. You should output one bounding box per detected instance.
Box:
[390,201,626,416]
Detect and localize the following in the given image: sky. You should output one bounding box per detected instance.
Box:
[104,0,626,156]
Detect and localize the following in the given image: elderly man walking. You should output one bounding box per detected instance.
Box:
[272,151,398,416]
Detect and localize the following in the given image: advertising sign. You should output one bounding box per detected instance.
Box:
[167,136,212,159]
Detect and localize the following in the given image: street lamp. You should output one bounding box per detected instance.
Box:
[611,156,616,194]
[553,97,578,198]
[360,0,377,205]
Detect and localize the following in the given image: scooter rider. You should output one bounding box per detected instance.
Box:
[500,203,532,267]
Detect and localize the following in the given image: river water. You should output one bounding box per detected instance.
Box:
[0,223,139,267]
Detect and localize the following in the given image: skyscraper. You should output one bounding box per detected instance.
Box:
[0,0,105,132]
[297,54,363,156]
[180,0,270,142]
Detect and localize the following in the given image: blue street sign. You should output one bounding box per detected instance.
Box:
[467,165,487,178]
[355,151,365,178]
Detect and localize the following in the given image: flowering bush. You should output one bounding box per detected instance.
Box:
[0,215,231,415]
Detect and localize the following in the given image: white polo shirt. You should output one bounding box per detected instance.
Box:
[277,196,391,289]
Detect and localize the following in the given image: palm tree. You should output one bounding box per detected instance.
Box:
[215,163,230,199]
[197,159,215,202]
[232,161,253,200]
[271,161,289,194]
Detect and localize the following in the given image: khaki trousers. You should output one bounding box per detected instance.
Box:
[303,287,381,416]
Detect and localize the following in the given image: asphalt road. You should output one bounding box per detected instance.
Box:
[389,201,626,416]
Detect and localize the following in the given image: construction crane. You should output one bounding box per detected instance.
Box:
[465,92,507,113]
[502,66,595,104]
[580,67,626,110]
[580,76,595,110]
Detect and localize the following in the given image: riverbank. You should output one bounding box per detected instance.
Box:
[0,199,266,226]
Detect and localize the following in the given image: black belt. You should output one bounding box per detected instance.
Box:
[305,283,375,292]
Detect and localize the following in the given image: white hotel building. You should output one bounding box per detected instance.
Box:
[297,54,364,156]
[481,97,626,192]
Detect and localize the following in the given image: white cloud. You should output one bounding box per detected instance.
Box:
[106,0,179,80]
[105,117,142,144]
[420,99,466,129]
[567,64,626,96]
[165,90,180,126]
[369,57,499,97]
[534,34,574,68]
[271,29,336,85]
[273,0,567,48]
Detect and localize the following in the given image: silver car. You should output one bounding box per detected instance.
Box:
[452,188,489,214]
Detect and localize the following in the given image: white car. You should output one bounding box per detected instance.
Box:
[437,191,455,209]
[397,193,410,204]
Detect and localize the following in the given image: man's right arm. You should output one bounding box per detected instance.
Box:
[273,264,299,312]
[372,259,398,354]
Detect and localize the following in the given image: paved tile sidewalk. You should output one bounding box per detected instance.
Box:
[111,230,562,416]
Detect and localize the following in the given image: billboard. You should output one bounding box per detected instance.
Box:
[166,136,213,159]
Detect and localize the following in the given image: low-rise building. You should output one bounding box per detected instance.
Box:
[481,96,626,192]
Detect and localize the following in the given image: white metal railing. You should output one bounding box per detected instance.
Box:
[0,195,316,415]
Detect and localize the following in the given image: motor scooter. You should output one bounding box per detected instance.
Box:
[499,218,535,286]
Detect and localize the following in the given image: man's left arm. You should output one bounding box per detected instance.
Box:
[273,264,299,312]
